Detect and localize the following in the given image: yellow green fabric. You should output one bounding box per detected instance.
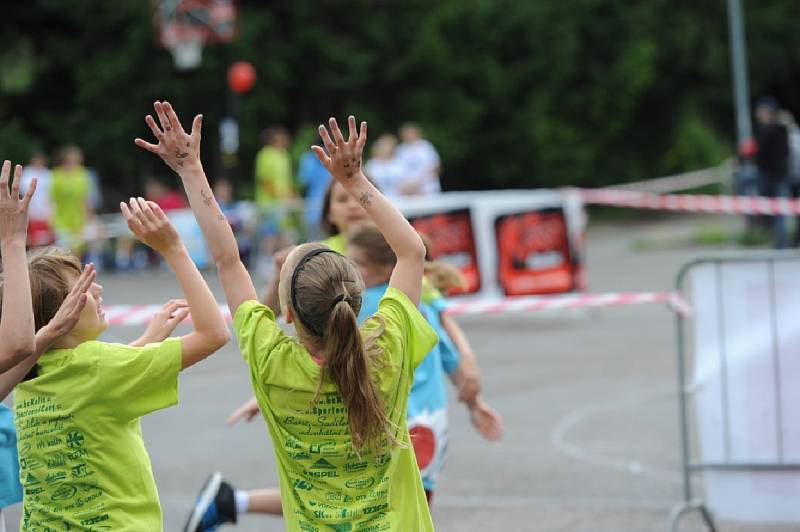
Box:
[50,167,90,234]
[320,234,441,304]
[320,234,346,254]
[234,288,437,531]
[255,146,293,208]
[14,338,182,531]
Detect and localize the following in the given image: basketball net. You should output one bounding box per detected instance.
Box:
[169,35,203,70]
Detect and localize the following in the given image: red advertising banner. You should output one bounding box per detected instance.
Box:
[409,208,480,295]
[495,209,575,296]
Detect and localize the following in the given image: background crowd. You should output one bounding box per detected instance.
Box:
[18,122,442,275]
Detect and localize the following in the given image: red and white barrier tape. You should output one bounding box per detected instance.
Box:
[446,292,688,316]
[605,160,730,194]
[102,292,689,326]
[580,189,800,216]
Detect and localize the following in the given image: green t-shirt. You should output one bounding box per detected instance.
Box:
[255,146,293,208]
[14,338,182,531]
[320,234,346,254]
[234,288,438,531]
[50,167,90,234]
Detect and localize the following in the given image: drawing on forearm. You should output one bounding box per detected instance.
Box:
[358,192,372,206]
[200,189,214,207]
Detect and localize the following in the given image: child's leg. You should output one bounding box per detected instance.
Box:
[241,488,282,515]
[183,475,282,531]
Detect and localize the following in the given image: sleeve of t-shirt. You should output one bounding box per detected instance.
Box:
[95,338,182,421]
[374,288,438,372]
[427,297,460,375]
[234,300,294,383]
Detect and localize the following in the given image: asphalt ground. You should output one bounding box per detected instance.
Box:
[6,213,799,531]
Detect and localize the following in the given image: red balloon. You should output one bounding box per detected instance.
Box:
[227,61,256,94]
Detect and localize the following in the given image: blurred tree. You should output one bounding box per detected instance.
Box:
[0,0,798,208]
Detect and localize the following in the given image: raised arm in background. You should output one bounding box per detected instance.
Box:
[135,101,258,315]
[120,198,229,369]
[0,161,37,373]
[314,117,426,305]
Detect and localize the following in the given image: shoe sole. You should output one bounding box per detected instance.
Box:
[183,472,223,532]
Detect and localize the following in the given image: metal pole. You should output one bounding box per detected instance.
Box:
[727,0,752,144]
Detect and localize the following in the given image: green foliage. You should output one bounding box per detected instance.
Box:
[1,1,799,211]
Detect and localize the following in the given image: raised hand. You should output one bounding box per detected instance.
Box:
[468,396,504,441]
[0,160,36,242]
[45,264,95,338]
[134,101,202,175]
[226,396,261,426]
[120,198,183,256]
[312,116,367,185]
[136,299,190,345]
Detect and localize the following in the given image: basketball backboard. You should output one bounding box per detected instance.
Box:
[154,0,237,69]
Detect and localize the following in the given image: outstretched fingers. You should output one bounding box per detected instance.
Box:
[163,101,187,135]
[356,121,368,151]
[329,117,345,146]
[10,164,22,200]
[318,124,337,155]
[120,201,144,235]
[190,114,203,142]
[154,101,173,133]
[311,145,332,170]
[21,176,37,212]
[0,161,10,197]
[72,263,96,297]
[347,115,358,145]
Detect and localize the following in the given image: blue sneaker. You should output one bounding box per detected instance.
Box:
[183,472,238,531]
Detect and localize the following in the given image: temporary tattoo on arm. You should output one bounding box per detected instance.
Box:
[358,191,372,206]
[200,189,214,207]
[175,150,189,167]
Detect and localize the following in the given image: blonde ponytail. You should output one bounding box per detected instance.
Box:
[323,299,392,452]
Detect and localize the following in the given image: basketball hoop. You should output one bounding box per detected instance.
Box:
[155,0,237,70]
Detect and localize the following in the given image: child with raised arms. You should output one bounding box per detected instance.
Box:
[11,195,229,530]
[185,223,503,531]
[136,101,438,531]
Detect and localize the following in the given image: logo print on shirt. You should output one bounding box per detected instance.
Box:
[310,458,336,470]
[66,431,85,448]
[50,484,78,501]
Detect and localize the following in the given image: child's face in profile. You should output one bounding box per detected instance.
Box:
[68,272,108,341]
[347,245,392,289]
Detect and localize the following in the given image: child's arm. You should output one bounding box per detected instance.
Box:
[120,198,229,369]
[226,396,260,426]
[0,161,37,373]
[135,101,258,316]
[314,117,426,305]
[128,299,189,347]
[441,314,482,404]
[467,395,504,441]
[0,264,94,399]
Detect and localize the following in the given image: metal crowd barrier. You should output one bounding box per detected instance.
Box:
[669,252,800,531]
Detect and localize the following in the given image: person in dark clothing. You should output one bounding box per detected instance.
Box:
[754,96,790,248]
